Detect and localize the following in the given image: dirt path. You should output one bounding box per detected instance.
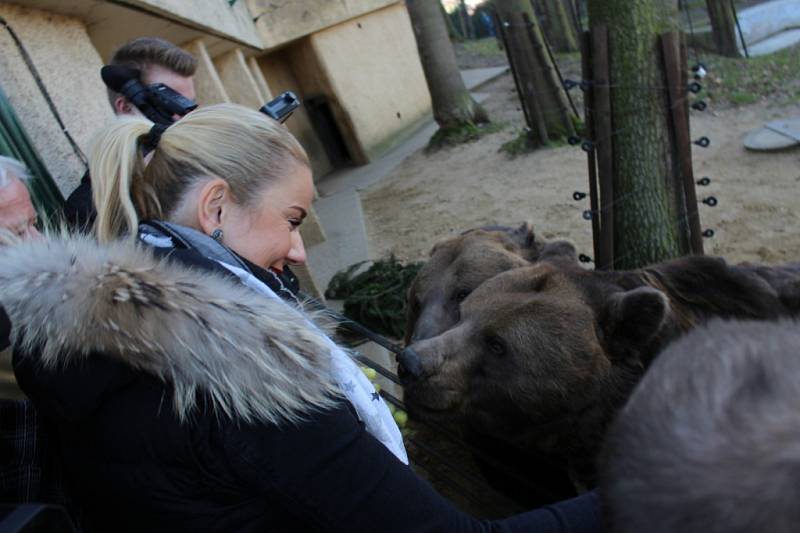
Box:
[362,72,800,266]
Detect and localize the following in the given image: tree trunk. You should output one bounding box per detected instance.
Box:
[496,0,575,145]
[587,0,687,269]
[457,1,470,40]
[460,0,476,39]
[538,0,579,52]
[441,2,461,41]
[706,0,741,57]
[406,0,488,129]
[564,0,583,35]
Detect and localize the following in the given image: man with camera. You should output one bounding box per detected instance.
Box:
[63,37,198,231]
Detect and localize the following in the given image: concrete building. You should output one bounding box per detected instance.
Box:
[0,0,432,295]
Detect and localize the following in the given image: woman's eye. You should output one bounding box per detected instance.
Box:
[289,219,302,231]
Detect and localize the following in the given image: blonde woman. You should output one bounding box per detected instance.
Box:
[0,104,600,532]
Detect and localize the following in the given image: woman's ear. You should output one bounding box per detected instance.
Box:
[196,178,231,236]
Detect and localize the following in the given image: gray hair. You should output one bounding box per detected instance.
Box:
[0,156,31,188]
[600,319,800,533]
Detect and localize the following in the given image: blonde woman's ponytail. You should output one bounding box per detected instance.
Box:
[88,104,309,244]
[89,117,152,243]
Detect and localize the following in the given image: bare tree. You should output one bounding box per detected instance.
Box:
[496,0,575,145]
[459,0,476,39]
[587,0,687,269]
[406,0,488,132]
[706,0,741,57]
[537,0,579,52]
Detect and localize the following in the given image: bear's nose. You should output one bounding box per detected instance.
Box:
[397,347,424,382]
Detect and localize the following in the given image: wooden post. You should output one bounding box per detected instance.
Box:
[534,11,580,119]
[567,0,582,34]
[495,11,534,131]
[522,11,575,137]
[504,10,549,144]
[591,25,614,270]
[662,31,704,255]
[581,31,601,265]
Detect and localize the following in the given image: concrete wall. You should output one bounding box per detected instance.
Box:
[117,0,262,49]
[258,50,334,180]
[247,0,398,50]
[289,38,369,166]
[305,3,431,161]
[0,3,113,196]
[214,48,264,109]
[185,39,230,106]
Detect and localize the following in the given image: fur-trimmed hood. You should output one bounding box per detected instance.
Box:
[0,234,339,425]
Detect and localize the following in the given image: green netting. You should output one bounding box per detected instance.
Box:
[0,83,64,226]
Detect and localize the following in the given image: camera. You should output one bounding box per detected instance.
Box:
[260,91,300,123]
[101,64,300,126]
[101,65,197,125]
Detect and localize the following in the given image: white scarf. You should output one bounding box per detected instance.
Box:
[140,224,409,463]
[215,261,409,464]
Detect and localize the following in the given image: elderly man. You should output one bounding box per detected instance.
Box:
[0,156,40,243]
[0,154,40,376]
[0,157,66,511]
[0,155,40,354]
[1,155,40,369]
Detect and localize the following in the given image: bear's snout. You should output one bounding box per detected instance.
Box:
[397,346,424,382]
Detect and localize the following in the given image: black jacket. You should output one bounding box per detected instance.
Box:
[2,235,602,533]
[62,171,94,233]
[0,306,9,351]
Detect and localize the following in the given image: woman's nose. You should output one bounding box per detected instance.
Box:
[287,232,306,265]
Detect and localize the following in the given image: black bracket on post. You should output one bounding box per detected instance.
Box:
[701,196,718,207]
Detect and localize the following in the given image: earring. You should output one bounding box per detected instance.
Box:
[210,228,224,242]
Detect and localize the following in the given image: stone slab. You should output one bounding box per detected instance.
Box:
[737,0,800,49]
[748,28,800,56]
[744,117,800,151]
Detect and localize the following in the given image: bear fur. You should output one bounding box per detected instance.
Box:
[403,223,579,505]
[400,254,800,485]
[405,223,576,344]
[600,319,800,533]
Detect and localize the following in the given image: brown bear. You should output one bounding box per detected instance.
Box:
[399,255,800,486]
[600,319,800,533]
[405,222,577,344]
[404,223,580,506]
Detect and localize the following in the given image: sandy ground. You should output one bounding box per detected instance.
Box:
[362,71,800,266]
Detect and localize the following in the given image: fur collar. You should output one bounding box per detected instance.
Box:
[0,234,339,425]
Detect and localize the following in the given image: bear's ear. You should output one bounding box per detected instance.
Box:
[510,221,536,249]
[602,287,669,358]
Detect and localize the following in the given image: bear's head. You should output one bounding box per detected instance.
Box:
[405,222,576,344]
[399,262,673,459]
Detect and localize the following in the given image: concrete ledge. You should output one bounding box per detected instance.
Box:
[306,188,370,291]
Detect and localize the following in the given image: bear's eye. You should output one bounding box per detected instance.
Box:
[453,289,471,303]
[485,335,507,357]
